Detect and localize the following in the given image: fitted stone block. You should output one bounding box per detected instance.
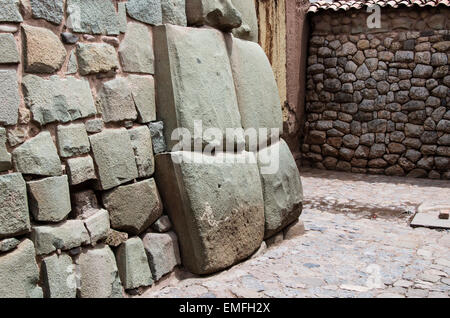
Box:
[0,240,42,298]
[0,128,11,172]
[76,245,123,298]
[119,23,155,74]
[66,156,97,186]
[84,209,110,245]
[128,126,155,178]
[128,75,156,123]
[0,173,30,239]
[12,131,62,176]
[154,25,243,149]
[103,178,162,235]
[257,139,304,239]
[142,232,181,281]
[148,121,167,154]
[231,0,258,42]
[227,35,283,146]
[57,123,90,158]
[31,220,90,255]
[76,43,119,75]
[126,0,162,26]
[27,175,71,223]
[0,70,20,126]
[0,238,20,253]
[30,0,64,25]
[67,0,120,35]
[0,33,19,64]
[89,129,138,190]
[22,25,66,73]
[0,0,23,22]
[41,254,76,298]
[96,78,137,123]
[22,75,96,126]
[155,151,264,274]
[116,237,153,289]
[161,0,187,26]
[186,0,242,31]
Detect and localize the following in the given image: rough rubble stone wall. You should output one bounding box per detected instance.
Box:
[302,6,450,179]
[0,0,304,297]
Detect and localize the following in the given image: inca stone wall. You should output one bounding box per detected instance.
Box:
[302,6,450,179]
[0,0,304,297]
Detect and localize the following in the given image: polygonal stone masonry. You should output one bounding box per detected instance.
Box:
[30,0,64,25]
[0,128,12,172]
[154,24,243,150]
[126,0,162,26]
[0,69,20,126]
[161,0,187,26]
[115,237,154,290]
[0,239,42,298]
[57,123,90,158]
[67,0,120,35]
[155,151,265,275]
[0,33,19,64]
[84,209,110,245]
[89,129,138,190]
[31,220,90,255]
[257,139,304,239]
[76,43,119,75]
[128,75,157,123]
[128,126,155,178]
[76,245,123,298]
[186,0,242,31]
[22,25,67,73]
[96,78,137,123]
[22,75,97,126]
[41,253,76,298]
[0,173,31,239]
[227,35,283,147]
[66,156,97,186]
[103,178,163,235]
[142,231,181,281]
[119,22,155,74]
[27,175,71,223]
[12,131,62,176]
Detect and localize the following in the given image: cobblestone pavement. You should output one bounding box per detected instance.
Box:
[140,170,450,298]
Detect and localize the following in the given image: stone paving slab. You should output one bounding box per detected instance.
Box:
[139,169,449,298]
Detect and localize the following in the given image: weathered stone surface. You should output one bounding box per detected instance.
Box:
[84,209,110,245]
[257,140,303,239]
[395,51,414,62]
[0,0,23,22]
[66,156,96,185]
[151,215,172,233]
[27,175,71,223]
[0,240,42,298]
[336,42,357,56]
[128,75,156,123]
[119,23,154,74]
[85,119,104,134]
[0,70,20,126]
[154,25,242,149]
[12,131,62,176]
[105,229,128,247]
[22,25,66,73]
[231,0,258,42]
[355,63,370,80]
[57,124,90,158]
[97,78,137,123]
[0,128,11,172]
[72,189,99,220]
[41,253,76,298]
[228,36,283,144]
[103,178,162,235]
[161,0,187,26]
[186,0,242,31]
[30,0,64,24]
[76,43,119,75]
[0,238,20,253]
[67,0,120,35]
[148,121,167,154]
[31,220,90,255]
[142,232,181,281]
[22,75,96,126]
[76,245,123,298]
[89,129,138,190]
[0,173,30,238]
[127,0,162,26]
[155,151,264,275]
[0,33,19,64]
[413,64,433,78]
[66,50,78,75]
[116,237,153,289]
[128,126,155,178]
